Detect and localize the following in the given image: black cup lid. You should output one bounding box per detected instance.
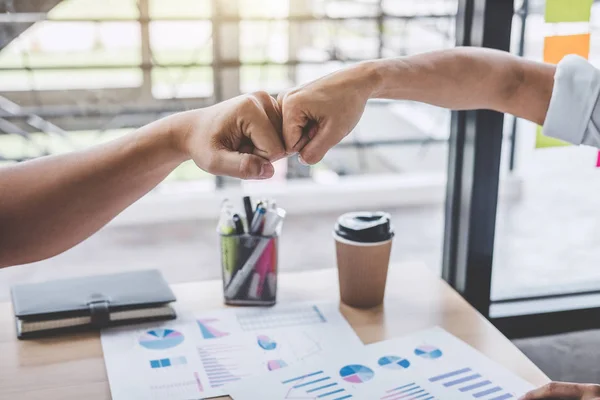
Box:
[334,211,394,243]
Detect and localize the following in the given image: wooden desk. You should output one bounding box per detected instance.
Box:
[0,262,548,399]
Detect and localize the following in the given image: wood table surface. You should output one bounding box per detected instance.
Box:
[0,262,549,399]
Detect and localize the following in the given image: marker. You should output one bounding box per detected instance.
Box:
[243,196,254,229]
[219,219,236,285]
[248,238,273,299]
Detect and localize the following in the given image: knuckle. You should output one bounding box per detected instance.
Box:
[238,154,253,179]
[543,382,559,393]
[519,392,533,400]
[280,93,298,111]
[586,384,600,395]
[271,146,286,161]
[276,90,287,104]
[203,152,220,173]
[251,90,272,104]
[240,95,260,114]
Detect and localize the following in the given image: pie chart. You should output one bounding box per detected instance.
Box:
[414,345,443,359]
[139,329,184,350]
[339,364,375,384]
[378,355,410,369]
[257,335,277,350]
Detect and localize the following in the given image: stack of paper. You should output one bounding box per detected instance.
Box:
[228,327,533,400]
[100,302,534,400]
[101,302,362,399]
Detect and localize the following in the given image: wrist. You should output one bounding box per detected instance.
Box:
[135,112,191,166]
[353,59,385,99]
[163,110,198,163]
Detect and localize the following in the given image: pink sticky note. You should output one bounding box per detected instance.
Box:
[596,151,600,167]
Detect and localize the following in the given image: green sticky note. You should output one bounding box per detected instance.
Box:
[545,0,593,23]
[535,126,570,148]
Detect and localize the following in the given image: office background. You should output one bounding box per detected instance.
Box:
[0,0,599,383]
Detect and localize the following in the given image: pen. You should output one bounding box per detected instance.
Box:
[249,206,266,234]
[255,201,263,216]
[243,196,253,229]
[232,213,245,234]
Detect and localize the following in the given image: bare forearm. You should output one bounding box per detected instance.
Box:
[362,47,556,125]
[0,114,187,267]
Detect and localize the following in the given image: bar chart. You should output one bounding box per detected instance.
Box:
[149,356,187,369]
[197,343,252,388]
[380,382,436,400]
[281,370,353,399]
[429,367,514,400]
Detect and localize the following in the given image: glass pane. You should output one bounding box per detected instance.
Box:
[239,0,289,18]
[321,0,380,18]
[383,0,457,16]
[48,0,139,19]
[384,18,456,56]
[0,69,142,91]
[491,2,600,300]
[0,22,140,69]
[0,0,463,298]
[149,0,211,18]
[149,21,212,65]
[240,65,290,93]
[152,67,213,98]
[240,21,288,62]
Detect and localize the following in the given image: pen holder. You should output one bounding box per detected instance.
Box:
[220,233,278,306]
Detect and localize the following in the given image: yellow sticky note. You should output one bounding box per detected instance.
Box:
[535,125,570,148]
[545,0,593,23]
[543,34,590,64]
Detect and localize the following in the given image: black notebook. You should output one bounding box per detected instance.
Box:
[11,269,177,339]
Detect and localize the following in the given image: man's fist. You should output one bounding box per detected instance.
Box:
[173,91,285,180]
[277,62,378,165]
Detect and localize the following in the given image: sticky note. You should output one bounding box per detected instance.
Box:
[543,34,590,64]
[596,151,600,167]
[545,0,593,23]
[535,125,570,148]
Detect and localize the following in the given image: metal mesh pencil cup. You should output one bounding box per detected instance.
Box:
[220,233,278,306]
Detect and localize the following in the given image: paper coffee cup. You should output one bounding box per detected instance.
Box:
[334,212,394,308]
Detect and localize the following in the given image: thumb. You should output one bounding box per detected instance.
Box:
[208,150,275,180]
[519,383,586,400]
[276,90,287,108]
[279,92,311,154]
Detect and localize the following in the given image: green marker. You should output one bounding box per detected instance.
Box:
[220,219,236,286]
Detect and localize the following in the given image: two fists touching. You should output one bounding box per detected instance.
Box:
[171,63,374,180]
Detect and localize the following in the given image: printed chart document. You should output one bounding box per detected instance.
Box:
[228,327,534,400]
[101,302,362,400]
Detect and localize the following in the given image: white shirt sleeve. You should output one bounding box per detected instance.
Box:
[542,55,600,147]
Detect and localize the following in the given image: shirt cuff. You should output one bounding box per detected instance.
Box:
[542,55,600,145]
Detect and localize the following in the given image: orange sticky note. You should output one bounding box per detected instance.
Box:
[544,34,590,64]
